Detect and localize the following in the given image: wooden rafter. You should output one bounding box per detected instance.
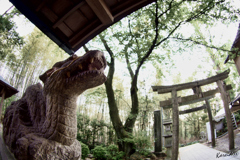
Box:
[36,0,48,12]
[53,2,85,29]
[114,0,152,18]
[86,0,114,25]
[69,21,104,48]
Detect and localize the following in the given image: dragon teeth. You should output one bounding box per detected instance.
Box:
[90,58,94,63]
[78,64,83,70]
[67,72,71,78]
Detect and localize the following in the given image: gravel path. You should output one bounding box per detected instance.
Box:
[203,129,240,153]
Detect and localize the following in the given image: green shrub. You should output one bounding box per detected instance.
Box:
[133,131,152,155]
[114,151,125,160]
[81,142,90,159]
[92,146,107,160]
[107,144,118,156]
[106,144,125,160]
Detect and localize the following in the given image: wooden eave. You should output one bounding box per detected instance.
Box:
[10,0,155,54]
[224,23,240,64]
[0,77,18,99]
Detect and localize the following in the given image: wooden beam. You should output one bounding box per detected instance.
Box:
[216,80,235,150]
[86,0,114,25]
[160,85,232,109]
[69,21,104,48]
[152,70,229,94]
[53,2,84,28]
[205,100,215,147]
[179,105,206,115]
[36,0,48,12]
[113,0,155,18]
[171,89,179,160]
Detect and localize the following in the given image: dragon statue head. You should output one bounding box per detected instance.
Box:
[39,50,107,95]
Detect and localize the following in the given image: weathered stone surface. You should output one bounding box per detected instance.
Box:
[3,50,107,159]
[130,152,158,160]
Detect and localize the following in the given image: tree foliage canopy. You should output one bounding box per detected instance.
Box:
[0,8,23,60]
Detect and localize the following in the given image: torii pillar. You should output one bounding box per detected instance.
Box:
[171,89,179,160]
[217,80,235,150]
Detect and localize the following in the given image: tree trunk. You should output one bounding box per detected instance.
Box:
[104,60,134,156]
[99,33,137,156]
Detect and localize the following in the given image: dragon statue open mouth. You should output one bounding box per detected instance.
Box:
[40,50,107,95]
[64,54,106,79]
[3,50,107,160]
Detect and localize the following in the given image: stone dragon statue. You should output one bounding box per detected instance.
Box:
[3,50,107,159]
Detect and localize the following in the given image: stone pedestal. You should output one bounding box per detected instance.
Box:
[6,134,81,160]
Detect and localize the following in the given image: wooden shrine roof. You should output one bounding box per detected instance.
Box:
[10,0,155,54]
[225,23,240,63]
[229,93,240,113]
[0,76,18,99]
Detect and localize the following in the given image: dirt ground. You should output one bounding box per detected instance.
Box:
[203,128,240,153]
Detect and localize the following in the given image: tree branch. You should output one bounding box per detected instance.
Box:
[128,19,140,61]
[171,37,231,52]
[155,22,183,47]
[134,0,160,77]
[83,45,89,52]
[2,5,14,17]
[124,46,134,79]
[158,0,185,19]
